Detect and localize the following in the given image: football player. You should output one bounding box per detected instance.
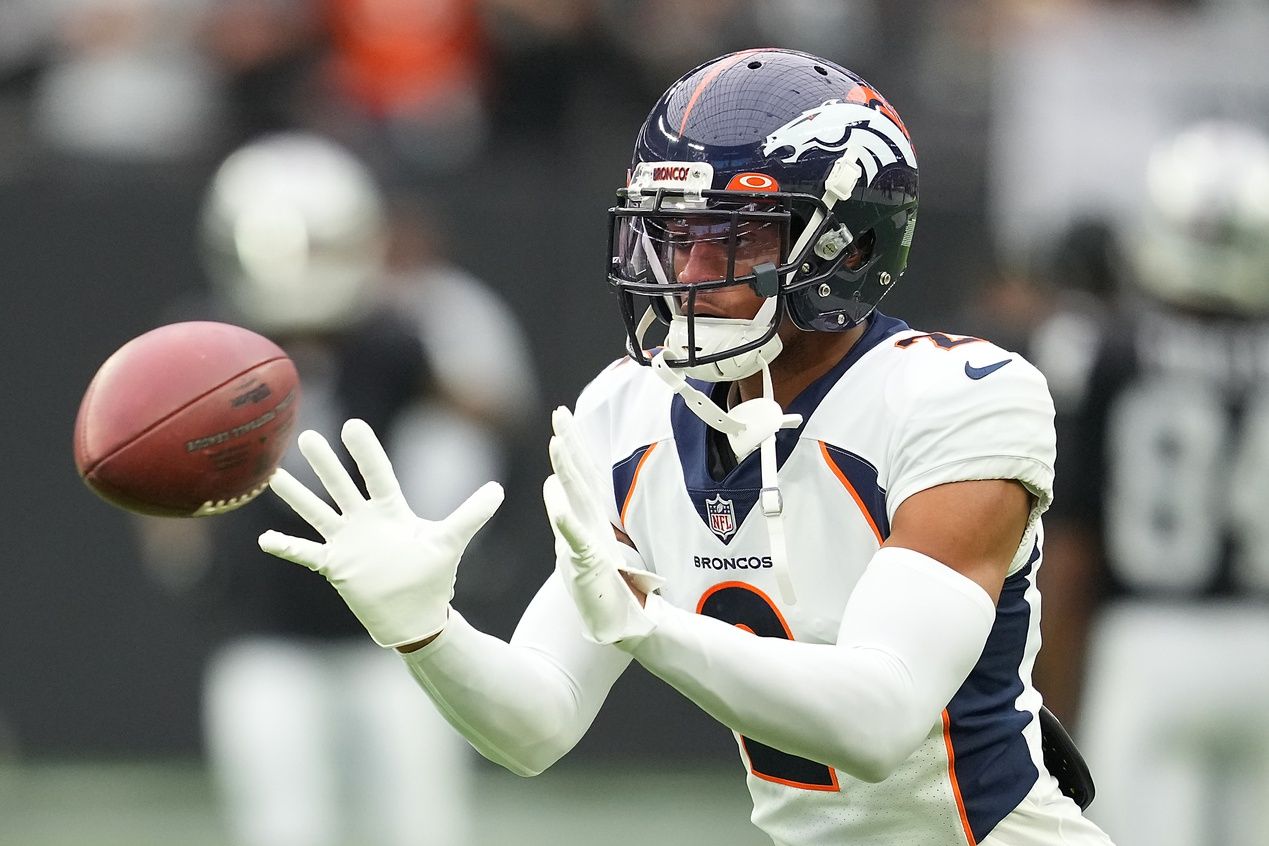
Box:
[1040,122,1269,846]
[260,49,1114,845]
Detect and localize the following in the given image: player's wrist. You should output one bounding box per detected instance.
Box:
[613,592,669,652]
[618,570,648,606]
[396,631,443,654]
[362,598,449,649]
[394,608,452,653]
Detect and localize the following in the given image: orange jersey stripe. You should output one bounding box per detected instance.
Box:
[619,442,658,528]
[941,709,976,846]
[745,759,841,792]
[678,49,764,136]
[817,441,884,545]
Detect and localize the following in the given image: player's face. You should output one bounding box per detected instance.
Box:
[669,217,781,320]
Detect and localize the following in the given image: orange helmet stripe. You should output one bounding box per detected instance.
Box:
[678,49,764,136]
[846,82,912,143]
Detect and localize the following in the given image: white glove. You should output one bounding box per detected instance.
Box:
[259,418,504,649]
[543,406,661,646]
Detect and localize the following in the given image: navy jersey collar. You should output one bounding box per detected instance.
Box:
[674,311,908,463]
[668,312,908,536]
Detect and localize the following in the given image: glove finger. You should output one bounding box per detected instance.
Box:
[554,406,607,494]
[550,405,574,438]
[546,436,581,512]
[551,408,613,522]
[268,467,341,537]
[543,474,596,564]
[543,476,579,557]
[341,418,402,503]
[258,530,327,572]
[442,481,505,548]
[551,407,594,485]
[297,429,365,514]
[548,435,604,531]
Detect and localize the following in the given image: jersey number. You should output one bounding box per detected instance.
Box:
[1107,378,1269,593]
[698,582,840,791]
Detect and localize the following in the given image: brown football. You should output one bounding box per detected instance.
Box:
[74,321,300,517]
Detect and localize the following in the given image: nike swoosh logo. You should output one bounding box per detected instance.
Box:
[964,358,1012,380]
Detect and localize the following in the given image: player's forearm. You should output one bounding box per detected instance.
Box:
[627,547,997,782]
[401,611,579,775]
[631,608,914,781]
[400,576,631,776]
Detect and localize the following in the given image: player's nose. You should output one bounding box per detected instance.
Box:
[676,240,729,285]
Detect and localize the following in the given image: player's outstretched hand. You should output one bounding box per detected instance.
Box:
[259,418,504,648]
[544,406,660,646]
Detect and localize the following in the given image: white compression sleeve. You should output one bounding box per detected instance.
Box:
[628,546,997,782]
[400,572,632,776]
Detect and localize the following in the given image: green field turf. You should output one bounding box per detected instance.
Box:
[0,757,765,846]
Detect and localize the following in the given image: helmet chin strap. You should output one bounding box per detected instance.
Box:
[662,298,785,381]
[651,351,802,604]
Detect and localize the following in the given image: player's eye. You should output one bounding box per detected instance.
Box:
[735,223,778,250]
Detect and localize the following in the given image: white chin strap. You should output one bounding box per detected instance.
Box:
[661,298,784,381]
[651,351,802,604]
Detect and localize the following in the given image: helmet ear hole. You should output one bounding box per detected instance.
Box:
[845,230,876,271]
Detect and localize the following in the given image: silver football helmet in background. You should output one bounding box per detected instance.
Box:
[1131,121,1269,315]
[201,132,387,333]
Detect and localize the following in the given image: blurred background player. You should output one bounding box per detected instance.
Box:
[136,132,538,846]
[1038,122,1269,846]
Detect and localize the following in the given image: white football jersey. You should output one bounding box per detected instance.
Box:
[571,314,1073,846]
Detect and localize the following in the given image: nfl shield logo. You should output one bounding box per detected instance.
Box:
[705,495,737,541]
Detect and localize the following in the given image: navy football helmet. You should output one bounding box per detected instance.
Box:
[608,48,918,378]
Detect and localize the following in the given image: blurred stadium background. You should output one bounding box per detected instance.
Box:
[3,1,1269,844]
